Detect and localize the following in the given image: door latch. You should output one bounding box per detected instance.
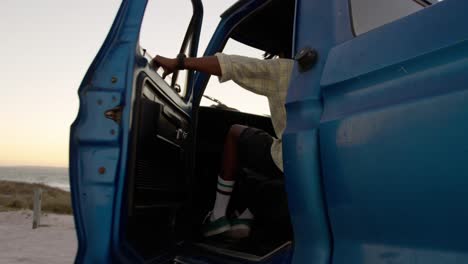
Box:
[104,106,123,124]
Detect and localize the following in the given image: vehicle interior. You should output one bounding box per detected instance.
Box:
[123,0,296,262]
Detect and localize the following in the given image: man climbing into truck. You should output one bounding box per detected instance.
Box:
[151,51,294,239]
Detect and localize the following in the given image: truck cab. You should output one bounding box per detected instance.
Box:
[70,0,468,263]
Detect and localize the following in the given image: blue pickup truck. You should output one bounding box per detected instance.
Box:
[70,0,468,263]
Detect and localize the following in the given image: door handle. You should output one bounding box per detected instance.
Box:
[176,128,188,141]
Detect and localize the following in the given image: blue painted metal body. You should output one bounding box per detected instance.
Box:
[70,1,150,262]
[70,0,468,263]
[318,0,468,263]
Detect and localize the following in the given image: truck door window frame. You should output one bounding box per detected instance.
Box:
[139,0,203,100]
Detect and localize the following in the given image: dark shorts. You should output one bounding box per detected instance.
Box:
[237,127,283,179]
[233,127,292,241]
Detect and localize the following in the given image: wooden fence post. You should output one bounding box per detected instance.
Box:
[32,188,42,229]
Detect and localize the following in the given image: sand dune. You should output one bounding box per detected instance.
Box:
[0,210,77,264]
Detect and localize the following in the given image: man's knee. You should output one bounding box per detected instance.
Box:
[227,124,248,141]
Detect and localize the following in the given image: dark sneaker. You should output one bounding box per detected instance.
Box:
[226,218,253,239]
[202,212,231,237]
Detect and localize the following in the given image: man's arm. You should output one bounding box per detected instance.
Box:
[151,55,221,79]
[152,53,294,98]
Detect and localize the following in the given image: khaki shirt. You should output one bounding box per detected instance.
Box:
[215,53,294,172]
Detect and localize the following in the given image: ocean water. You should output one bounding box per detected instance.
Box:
[0,166,69,191]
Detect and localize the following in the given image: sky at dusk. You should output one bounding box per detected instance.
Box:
[0,0,447,167]
[0,0,269,167]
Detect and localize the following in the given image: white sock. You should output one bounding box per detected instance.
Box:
[211,176,235,221]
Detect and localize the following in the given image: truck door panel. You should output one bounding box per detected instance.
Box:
[319,1,468,263]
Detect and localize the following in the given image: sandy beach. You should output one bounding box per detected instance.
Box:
[0,210,77,264]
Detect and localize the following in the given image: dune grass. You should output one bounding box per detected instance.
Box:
[0,180,72,214]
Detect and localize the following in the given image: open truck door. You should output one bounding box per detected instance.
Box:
[70,0,296,262]
[70,0,203,262]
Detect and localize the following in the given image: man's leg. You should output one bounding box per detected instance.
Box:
[228,127,280,239]
[212,124,247,220]
[203,124,247,237]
